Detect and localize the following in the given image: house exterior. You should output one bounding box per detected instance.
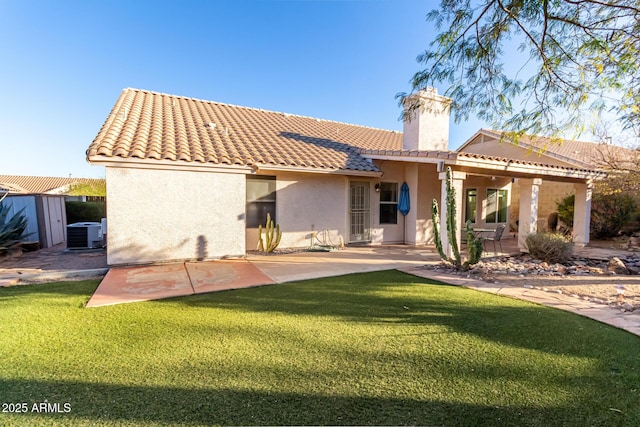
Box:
[457,129,635,233]
[87,88,602,266]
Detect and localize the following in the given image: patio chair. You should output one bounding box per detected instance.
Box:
[484,224,506,253]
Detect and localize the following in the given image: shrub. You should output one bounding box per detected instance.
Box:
[556,192,637,238]
[590,193,636,238]
[525,232,573,264]
[556,194,574,229]
[65,201,106,224]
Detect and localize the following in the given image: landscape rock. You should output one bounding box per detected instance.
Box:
[627,265,640,275]
[421,253,639,309]
[607,257,629,275]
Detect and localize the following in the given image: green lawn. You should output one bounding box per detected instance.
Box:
[1,270,639,426]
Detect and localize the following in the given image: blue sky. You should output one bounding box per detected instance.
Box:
[0,0,487,179]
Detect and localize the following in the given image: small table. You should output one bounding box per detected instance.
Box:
[472,227,495,238]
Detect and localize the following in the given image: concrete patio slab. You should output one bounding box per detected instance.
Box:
[87,259,277,307]
[87,263,193,307]
[185,259,274,293]
[248,246,438,283]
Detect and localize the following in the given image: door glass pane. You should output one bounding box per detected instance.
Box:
[486,188,508,224]
[379,182,397,202]
[380,204,398,224]
[497,190,508,223]
[247,177,276,202]
[465,189,477,223]
[246,176,276,227]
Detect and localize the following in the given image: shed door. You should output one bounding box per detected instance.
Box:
[44,197,66,246]
[349,181,371,242]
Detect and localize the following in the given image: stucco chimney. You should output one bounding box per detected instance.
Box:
[402,87,451,151]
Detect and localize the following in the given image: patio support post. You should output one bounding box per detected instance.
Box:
[438,170,466,257]
[573,181,592,247]
[404,163,419,244]
[517,178,542,251]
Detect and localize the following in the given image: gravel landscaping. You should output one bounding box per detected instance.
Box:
[424,253,640,311]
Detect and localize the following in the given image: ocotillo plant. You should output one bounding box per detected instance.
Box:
[432,167,483,269]
[257,213,282,253]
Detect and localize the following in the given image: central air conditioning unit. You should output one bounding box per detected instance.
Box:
[67,222,104,249]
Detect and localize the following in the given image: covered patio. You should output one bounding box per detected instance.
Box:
[361,148,603,257]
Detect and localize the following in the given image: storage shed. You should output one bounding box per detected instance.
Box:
[1,194,67,248]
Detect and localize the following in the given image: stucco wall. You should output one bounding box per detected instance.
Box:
[370,161,440,245]
[402,93,450,151]
[277,172,349,248]
[245,164,442,249]
[417,164,440,244]
[246,172,349,249]
[106,167,246,265]
[371,162,405,244]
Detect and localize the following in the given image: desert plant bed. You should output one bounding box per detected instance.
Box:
[427,253,640,310]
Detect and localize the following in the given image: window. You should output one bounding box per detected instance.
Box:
[486,189,508,223]
[379,182,398,224]
[465,189,477,223]
[246,176,276,228]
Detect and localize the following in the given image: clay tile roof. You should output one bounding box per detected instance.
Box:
[479,129,638,169]
[87,88,404,173]
[0,175,104,194]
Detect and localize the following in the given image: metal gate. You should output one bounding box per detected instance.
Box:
[349,181,370,242]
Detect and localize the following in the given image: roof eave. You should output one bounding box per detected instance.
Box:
[254,164,382,177]
[360,149,603,181]
[453,156,604,181]
[360,150,456,163]
[87,156,256,174]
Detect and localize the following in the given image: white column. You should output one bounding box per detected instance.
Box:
[404,164,419,244]
[573,181,592,247]
[518,178,542,250]
[439,170,466,257]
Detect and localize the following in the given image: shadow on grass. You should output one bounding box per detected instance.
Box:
[176,270,640,358]
[0,377,627,426]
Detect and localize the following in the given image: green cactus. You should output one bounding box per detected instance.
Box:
[257,213,282,253]
[445,167,462,267]
[431,199,447,261]
[432,167,483,269]
[466,220,484,265]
